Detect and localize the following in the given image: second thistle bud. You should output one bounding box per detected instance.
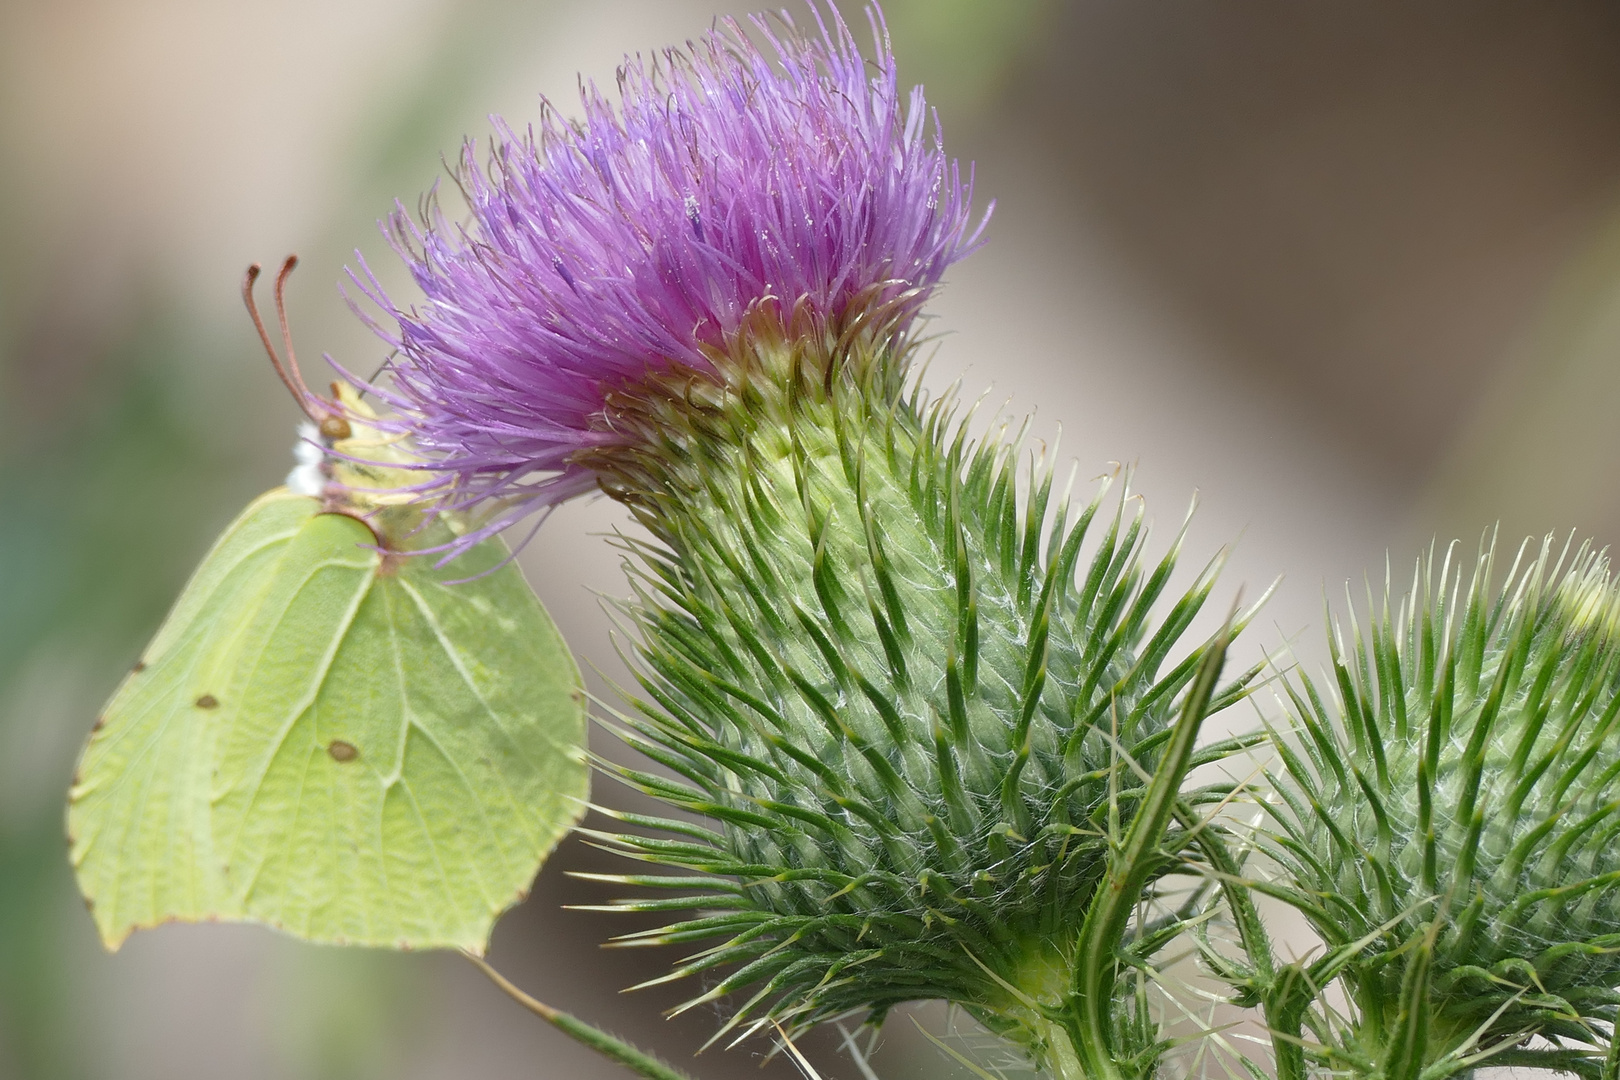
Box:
[1261,538,1620,1080]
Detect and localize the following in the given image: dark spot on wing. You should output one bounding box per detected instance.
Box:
[195,694,218,709]
[328,740,359,762]
[132,660,147,673]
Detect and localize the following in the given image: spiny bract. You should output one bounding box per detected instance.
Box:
[582,335,1257,1071]
[1261,537,1620,1080]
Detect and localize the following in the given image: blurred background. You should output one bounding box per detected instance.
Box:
[4,0,1620,1077]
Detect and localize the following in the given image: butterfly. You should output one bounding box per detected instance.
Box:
[68,258,588,953]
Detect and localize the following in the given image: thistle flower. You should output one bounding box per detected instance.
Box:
[1258,537,1620,1080]
[350,3,984,543]
[345,6,1257,1075]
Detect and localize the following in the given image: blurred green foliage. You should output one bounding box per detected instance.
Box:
[0,315,248,1077]
[884,0,1050,120]
[1428,203,1620,545]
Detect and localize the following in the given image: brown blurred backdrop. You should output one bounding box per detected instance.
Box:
[4,1,1620,1077]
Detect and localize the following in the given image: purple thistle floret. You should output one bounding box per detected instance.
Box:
[349,2,986,543]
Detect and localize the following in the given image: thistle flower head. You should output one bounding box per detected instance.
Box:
[1261,535,1620,1079]
[351,3,986,541]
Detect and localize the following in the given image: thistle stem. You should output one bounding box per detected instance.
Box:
[1182,816,1307,1080]
[1030,1016,1091,1080]
[1067,620,1233,1080]
[463,952,702,1080]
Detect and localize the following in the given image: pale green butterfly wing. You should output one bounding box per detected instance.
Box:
[68,489,316,943]
[209,512,587,950]
[69,489,588,953]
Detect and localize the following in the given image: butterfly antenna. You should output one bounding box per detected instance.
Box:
[242,256,321,423]
[272,255,323,408]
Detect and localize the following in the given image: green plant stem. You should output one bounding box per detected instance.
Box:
[1066,620,1232,1080]
[463,952,702,1080]
[1029,1016,1089,1080]
[1181,813,1307,1080]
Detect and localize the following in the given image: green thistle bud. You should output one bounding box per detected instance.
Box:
[581,326,1255,1078]
[1261,537,1620,1080]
